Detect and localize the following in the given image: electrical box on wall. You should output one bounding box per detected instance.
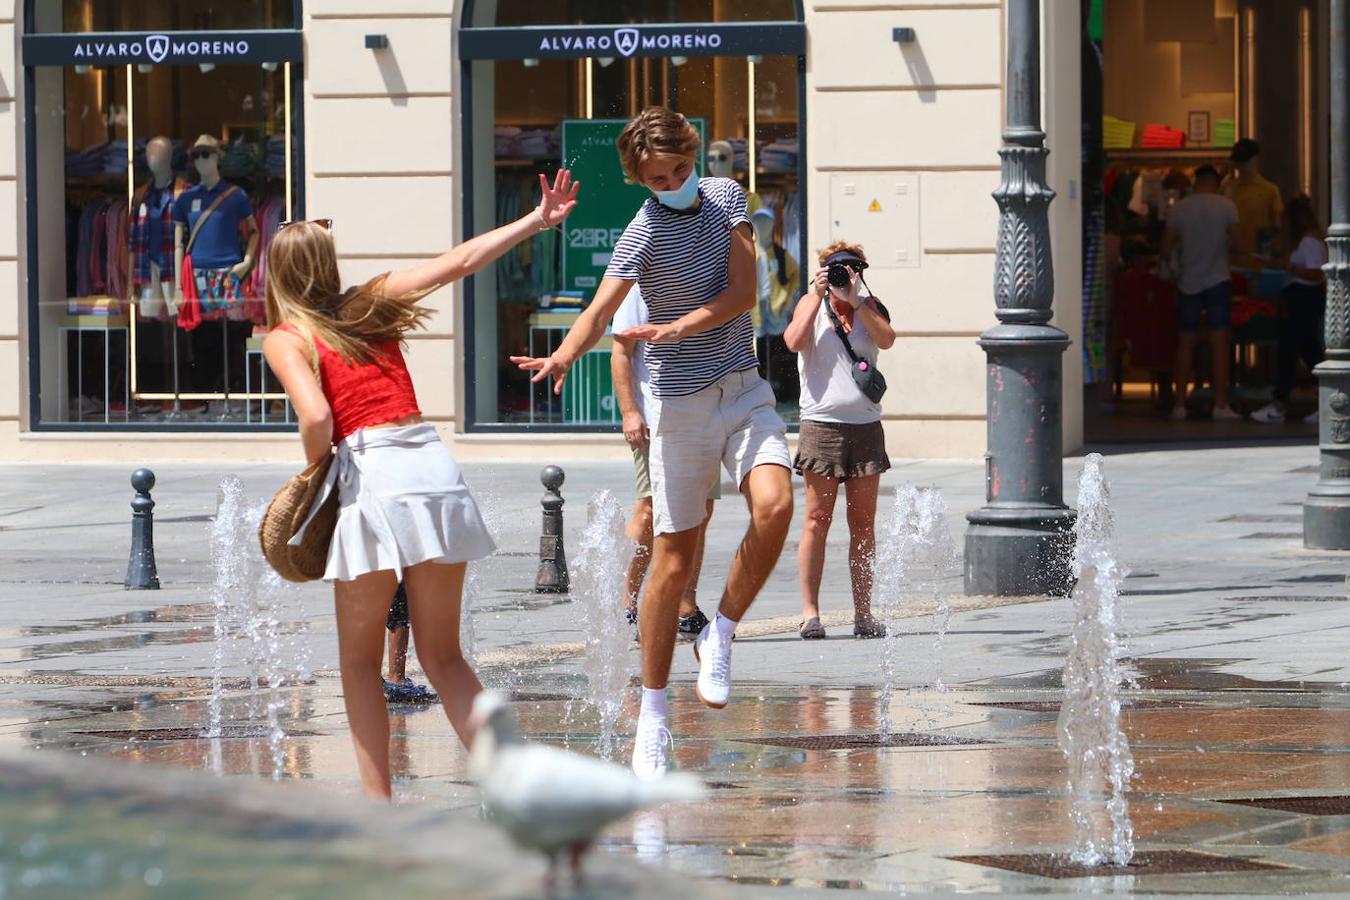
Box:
[828,174,921,268]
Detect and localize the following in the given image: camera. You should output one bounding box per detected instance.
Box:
[827,264,852,288]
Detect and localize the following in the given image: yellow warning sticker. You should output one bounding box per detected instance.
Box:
[867,199,882,212]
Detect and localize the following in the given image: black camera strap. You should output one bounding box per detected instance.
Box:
[822,294,868,367]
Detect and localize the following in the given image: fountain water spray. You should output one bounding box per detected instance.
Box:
[1057,453,1134,866]
[570,490,634,761]
[873,484,960,738]
[207,476,313,780]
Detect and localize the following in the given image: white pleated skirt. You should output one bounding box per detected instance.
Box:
[316,423,496,582]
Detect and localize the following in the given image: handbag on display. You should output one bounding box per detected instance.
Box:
[823,297,888,404]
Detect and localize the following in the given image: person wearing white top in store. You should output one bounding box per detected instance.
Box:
[1251,195,1329,425]
[610,286,719,641]
[783,241,895,641]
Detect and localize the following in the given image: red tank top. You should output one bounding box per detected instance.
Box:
[279,325,422,441]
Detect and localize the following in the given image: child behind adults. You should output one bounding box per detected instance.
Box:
[1159,165,1242,421]
[512,108,793,780]
[262,170,579,798]
[1250,194,1328,425]
[610,285,717,639]
[783,242,895,640]
[382,582,437,704]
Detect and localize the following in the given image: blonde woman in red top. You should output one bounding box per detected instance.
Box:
[262,171,578,799]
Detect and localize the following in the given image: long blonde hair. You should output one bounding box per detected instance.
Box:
[264,221,432,366]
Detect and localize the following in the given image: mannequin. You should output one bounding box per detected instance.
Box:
[172,134,259,413]
[750,206,775,337]
[707,140,736,180]
[129,136,186,413]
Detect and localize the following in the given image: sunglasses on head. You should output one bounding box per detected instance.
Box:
[279,218,334,234]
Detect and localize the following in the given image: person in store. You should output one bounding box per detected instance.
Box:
[383,582,437,704]
[783,241,893,640]
[610,284,717,642]
[173,135,259,410]
[261,169,579,799]
[511,107,793,781]
[1250,194,1328,425]
[1159,165,1242,421]
[1224,139,1284,264]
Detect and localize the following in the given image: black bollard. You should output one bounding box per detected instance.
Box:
[535,465,569,594]
[125,468,161,590]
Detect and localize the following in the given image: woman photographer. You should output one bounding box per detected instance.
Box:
[783,242,895,640]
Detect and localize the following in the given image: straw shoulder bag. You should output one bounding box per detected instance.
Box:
[258,330,337,582]
[258,451,339,583]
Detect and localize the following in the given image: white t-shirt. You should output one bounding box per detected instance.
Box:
[610,286,651,419]
[797,298,888,425]
[1290,235,1329,286]
[1167,192,1239,295]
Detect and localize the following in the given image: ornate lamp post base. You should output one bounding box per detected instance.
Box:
[1304,353,1350,549]
[965,323,1074,596]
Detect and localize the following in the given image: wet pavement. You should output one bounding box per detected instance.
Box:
[1,444,1350,895]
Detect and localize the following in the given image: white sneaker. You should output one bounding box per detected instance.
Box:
[1305,409,1320,424]
[1212,405,1243,421]
[1169,405,1187,421]
[1249,402,1286,424]
[630,713,672,780]
[694,623,733,709]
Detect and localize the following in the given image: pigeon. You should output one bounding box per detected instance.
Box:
[468,691,706,887]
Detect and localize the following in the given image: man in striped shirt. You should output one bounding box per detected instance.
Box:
[513,107,793,780]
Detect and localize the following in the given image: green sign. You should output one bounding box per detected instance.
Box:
[560,117,704,298]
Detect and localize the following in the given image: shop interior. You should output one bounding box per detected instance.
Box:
[1082,0,1329,443]
[32,1,297,427]
[465,1,804,427]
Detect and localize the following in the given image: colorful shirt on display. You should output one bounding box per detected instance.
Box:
[130,180,180,286]
[172,180,253,269]
[604,176,756,398]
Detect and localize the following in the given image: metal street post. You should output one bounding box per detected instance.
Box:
[964,0,1075,596]
[1305,0,1350,548]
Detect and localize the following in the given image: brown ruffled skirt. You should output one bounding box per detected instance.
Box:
[793,419,891,481]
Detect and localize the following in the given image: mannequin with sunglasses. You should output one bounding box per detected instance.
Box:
[783,241,895,641]
[172,134,259,407]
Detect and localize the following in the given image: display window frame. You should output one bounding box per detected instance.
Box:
[457,2,809,434]
[20,1,307,433]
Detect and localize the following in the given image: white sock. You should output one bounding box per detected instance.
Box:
[713,612,738,641]
[640,686,668,720]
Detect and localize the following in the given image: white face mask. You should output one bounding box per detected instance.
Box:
[652,168,700,210]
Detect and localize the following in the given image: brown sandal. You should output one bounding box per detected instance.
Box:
[799,617,827,640]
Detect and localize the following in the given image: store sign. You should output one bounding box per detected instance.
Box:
[560,118,705,296]
[461,22,804,61]
[23,30,303,67]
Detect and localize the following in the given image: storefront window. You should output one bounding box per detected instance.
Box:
[463,3,805,428]
[26,3,302,427]
[476,0,797,27]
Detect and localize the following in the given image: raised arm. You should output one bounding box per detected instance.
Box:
[618,224,755,344]
[511,275,635,394]
[382,170,579,298]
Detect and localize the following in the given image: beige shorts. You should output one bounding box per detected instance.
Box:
[633,446,721,502]
[647,368,791,535]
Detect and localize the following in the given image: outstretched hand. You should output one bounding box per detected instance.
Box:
[509,353,572,395]
[616,322,684,344]
[537,169,580,228]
